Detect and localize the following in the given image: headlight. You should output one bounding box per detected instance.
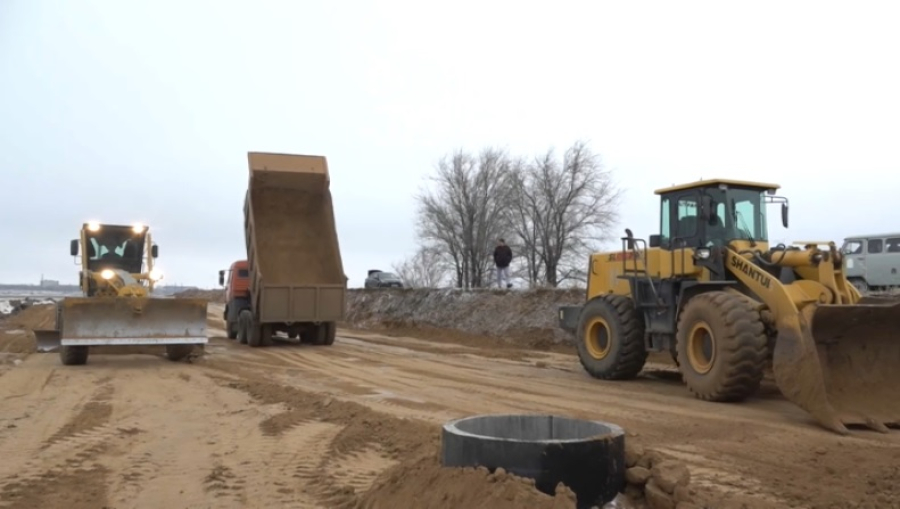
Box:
[695,248,711,260]
[87,222,101,232]
[149,268,164,281]
[100,269,115,280]
[132,223,145,233]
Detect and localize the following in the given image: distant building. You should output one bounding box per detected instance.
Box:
[40,276,60,287]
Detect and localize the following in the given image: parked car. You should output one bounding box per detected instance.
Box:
[364,270,404,288]
[841,232,900,292]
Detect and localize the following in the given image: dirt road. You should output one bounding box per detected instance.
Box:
[1,304,898,509]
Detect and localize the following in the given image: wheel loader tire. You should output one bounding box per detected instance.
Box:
[575,295,647,380]
[313,322,336,346]
[165,344,193,361]
[60,346,89,366]
[675,291,768,402]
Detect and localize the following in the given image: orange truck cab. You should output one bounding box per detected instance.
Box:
[218,260,251,339]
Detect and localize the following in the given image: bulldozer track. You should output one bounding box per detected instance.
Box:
[1,304,899,508]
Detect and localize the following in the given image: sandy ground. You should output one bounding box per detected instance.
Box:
[1,304,898,509]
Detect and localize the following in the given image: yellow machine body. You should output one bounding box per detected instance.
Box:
[563,179,900,435]
[33,222,207,364]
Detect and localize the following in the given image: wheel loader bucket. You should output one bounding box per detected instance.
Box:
[42,297,208,349]
[774,299,900,434]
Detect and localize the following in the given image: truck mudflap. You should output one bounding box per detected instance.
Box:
[34,297,208,351]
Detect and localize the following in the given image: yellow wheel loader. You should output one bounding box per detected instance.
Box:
[558,179,900,435]
[33,222,208,365]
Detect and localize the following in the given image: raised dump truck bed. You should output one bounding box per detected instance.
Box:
[234,151,347,347]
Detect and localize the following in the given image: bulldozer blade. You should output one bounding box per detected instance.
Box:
[34,329,62,352]
[58,297,208,346]
[774,300,900,434]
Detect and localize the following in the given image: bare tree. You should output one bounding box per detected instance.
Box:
[414,147,515,289]
[507,141,621,287]
[390,245,450,288]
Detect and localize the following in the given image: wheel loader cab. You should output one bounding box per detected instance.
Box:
[648,181,786,276]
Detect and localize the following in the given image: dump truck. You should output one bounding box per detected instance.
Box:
[33,222,208,365]
[225,151,347,347]
[558,179,900,435]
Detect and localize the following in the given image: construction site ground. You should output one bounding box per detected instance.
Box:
[1,302,898,509]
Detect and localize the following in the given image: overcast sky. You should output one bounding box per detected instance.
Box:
[1,1,898,288]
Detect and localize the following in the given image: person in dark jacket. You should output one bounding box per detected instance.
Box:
[493,238,513,289]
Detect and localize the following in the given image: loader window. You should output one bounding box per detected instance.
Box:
[868,239,883,254]
[660,197,671,244]
[675,197,699,239]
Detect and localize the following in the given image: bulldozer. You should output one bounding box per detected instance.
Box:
[558,179,900,435]
[33,222,208,365]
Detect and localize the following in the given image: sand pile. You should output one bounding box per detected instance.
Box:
[0,304,55,355]
[173,289,226,303]
[344,288,583,346]
[357,455,578,509]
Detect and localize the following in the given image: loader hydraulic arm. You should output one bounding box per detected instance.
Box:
[723,247,900,434]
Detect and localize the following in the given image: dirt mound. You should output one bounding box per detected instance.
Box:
[173,289,225,303]
[211,366,589,509]
[357,455,577,509]
[344,288,582,348]
[0,304,55,356]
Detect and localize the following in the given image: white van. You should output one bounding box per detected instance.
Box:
[841,232,900,292]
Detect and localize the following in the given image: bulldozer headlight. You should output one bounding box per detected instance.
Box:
[695,248,711,260]
[87,222,101,232]
[132,223,146,233]
[149,268,164,281]
[100,269,115,280]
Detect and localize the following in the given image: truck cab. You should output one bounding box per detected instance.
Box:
[218,260,251,339]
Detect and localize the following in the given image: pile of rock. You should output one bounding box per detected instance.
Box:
[622,441,701,509]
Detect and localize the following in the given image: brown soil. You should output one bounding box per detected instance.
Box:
[173,289,226,303]
[356,455,578,509]
[0,302,896,509]
[250,186,343,285]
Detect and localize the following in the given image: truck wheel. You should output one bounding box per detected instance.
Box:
[237,310,252,345]
[675,291,768,402]
[850,278,869,294]
[226,320,238,340]
[165,344,193,361]
[575,295,647,380]
[60,346,89,366]
[314,322,336,346]
[247,323,272,348]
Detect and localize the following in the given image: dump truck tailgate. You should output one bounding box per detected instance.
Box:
[258,284,345,323]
